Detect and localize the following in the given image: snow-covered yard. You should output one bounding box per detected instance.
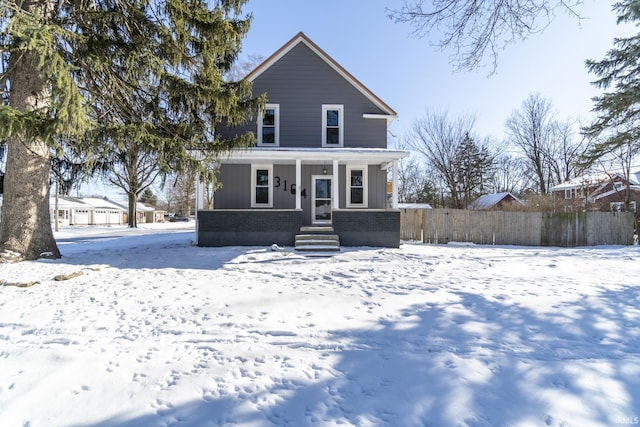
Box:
[1,223,639,427]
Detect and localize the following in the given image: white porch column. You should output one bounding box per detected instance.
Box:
[333,159,339,209]
[194,176,203,245]
[195,175,205,212]
[295,158,301,210]
[392,159,399,209]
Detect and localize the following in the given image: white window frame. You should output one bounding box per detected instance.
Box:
[251,164,273,208]
[346,165,368,208]
[257,104,279,146]
[322,104,344,147]
[564,189,572,200]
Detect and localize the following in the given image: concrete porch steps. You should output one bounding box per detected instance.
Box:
[295,227,340,254]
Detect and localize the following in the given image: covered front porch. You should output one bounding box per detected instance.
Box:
[195,148,408,248]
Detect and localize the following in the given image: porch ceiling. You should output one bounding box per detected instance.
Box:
[219,147,410,165]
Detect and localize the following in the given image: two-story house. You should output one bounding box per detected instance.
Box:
[551,170,640,213]
[195,32,409,249]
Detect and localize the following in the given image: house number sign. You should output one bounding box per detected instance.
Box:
[274,176,307,198]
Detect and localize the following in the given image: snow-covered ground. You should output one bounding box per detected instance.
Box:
[1,223,639,427]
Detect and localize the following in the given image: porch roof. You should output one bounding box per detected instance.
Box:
[220,147,410,165]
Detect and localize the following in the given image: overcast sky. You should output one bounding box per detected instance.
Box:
[241,0,635,144]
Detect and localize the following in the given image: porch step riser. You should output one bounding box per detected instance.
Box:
[295,228,340,254]
[300,226,334,233]
[296,245,341,252]
[295,234,339,242]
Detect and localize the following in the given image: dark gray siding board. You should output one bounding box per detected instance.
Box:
[214,164,251,209]
[368,165,388,209]
[217,43,388,149]
[273,165,297,209]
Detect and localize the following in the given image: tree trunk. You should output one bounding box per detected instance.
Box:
[0,52,59,260]
[128,191,138,228]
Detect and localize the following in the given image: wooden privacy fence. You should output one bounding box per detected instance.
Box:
[400,208,635,247]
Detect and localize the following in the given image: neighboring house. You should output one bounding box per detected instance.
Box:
[551,170,640,213]
[112,200,165,224]
[137,202,165,224]
[50,196,125,226]
[468,192,524,210]
[50,196,91,226]
[195,32,409,248]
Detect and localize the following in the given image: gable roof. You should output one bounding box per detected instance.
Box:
[245,32,397,118]
[551,168,640,191]
[468,192,524,210]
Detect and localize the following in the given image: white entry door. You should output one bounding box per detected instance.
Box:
[312,176,332,224]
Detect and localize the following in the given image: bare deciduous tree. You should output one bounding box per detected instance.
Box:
[408,110,477,208]
[547,119,590,185]
[106,144,161,228]
[506,93,558,194]
[388,0,582,71]
[490,151,531,194]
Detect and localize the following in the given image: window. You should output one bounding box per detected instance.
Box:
[322,104,344,147]
[564,189,572,199]
[610,201,637,212]
[258,104,279,145]
[251,165,273,207]
[346,165,368,207]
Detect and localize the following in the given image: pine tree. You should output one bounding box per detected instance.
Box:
[0,0,263,260]
[583,0,640,211]
[453,133,494,207]
[583,1,640,157]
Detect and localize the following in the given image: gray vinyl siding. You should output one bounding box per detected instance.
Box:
[221,43,388,149]
[214,164,251,209]
[215,163,388,224]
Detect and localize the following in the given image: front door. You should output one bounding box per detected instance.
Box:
[312,176,332,224]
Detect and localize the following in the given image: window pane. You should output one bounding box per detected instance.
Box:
[262,127,275,144]
[255,187,269,204]
[315,179,330,198]
[263,109,275,126]
[326,128,339,145]
[326,110,339,126]
[256,169,269,186]
[350,170,363,187]
[351,188,364,204]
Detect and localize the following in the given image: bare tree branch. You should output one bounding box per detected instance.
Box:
[388,0,583,71]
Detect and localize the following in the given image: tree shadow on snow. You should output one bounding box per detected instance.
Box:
[84,285,640,427]
[54,231,275,271]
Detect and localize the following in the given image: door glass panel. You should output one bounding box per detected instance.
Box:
[315,179,331,198]
[315,200,332,221]
[313,178,332,223]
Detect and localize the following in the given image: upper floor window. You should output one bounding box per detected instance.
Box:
[251,164,273,207]
[564,189,572,199]
[346,165,368,207]
[258,104,279,146]
[322,104,344,147]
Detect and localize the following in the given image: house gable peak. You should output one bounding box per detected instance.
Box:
[244,32,397,118]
